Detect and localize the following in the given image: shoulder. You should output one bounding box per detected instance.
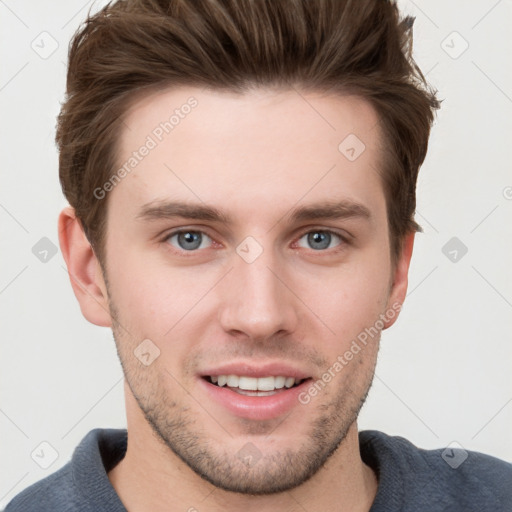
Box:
[4,428,127,512]
[360,430,512,511]
[4,463,78,512]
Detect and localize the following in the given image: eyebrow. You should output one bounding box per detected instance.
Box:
[136,199,371,225]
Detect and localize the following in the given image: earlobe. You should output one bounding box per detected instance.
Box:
[58,206,112,327]
[383,232,415,330]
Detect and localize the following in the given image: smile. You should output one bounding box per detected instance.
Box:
[205,375,306,396]
[199,374,312,420]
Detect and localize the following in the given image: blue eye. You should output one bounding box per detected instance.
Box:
[164,229,345,254]
[167,230,212,251]
[297,231,343,251]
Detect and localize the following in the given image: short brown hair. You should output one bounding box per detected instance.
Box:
[57,0,439,265]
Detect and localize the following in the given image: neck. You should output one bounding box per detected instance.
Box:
[108,389,377,512]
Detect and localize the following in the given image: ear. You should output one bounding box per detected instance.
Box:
[382,232,415,330]
[58,206,112,327]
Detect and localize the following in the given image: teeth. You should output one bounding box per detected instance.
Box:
[256,376,277,391]
[284,377,295,388]
[238,376,258,390]
[274,376,286,388]
[227,375,239,387]
[209,375,302,391]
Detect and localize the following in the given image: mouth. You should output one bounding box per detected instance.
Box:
[202,375,308,396]
[198,370,313,421]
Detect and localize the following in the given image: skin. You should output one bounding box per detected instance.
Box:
[59,86,415,512]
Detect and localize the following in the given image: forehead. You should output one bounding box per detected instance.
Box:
[112,86,385,225]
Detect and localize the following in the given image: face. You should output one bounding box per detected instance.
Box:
[98,86,407,494]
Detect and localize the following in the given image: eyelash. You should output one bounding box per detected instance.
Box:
[161,227,351,255]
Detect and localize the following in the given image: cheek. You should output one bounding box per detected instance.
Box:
[305,259,391,345]
[107,255,175,330]
[107,251,222,344]
[319,296,385,351]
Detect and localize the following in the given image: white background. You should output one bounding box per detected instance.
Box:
[1,0,511,506]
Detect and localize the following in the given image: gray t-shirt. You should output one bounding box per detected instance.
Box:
[5,428,512,511]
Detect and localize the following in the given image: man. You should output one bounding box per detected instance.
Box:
[6,0,511,510]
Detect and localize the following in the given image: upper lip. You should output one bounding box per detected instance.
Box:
[199,361,312,380]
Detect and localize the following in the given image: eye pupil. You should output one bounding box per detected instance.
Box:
[308,231,331,250]
[178,231,202,250]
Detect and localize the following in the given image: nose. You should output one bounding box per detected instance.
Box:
[218,245,299,342]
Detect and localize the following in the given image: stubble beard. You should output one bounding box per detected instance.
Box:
[109,300,378,495]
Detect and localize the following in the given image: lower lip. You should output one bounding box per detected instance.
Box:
[198,377,312,421]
